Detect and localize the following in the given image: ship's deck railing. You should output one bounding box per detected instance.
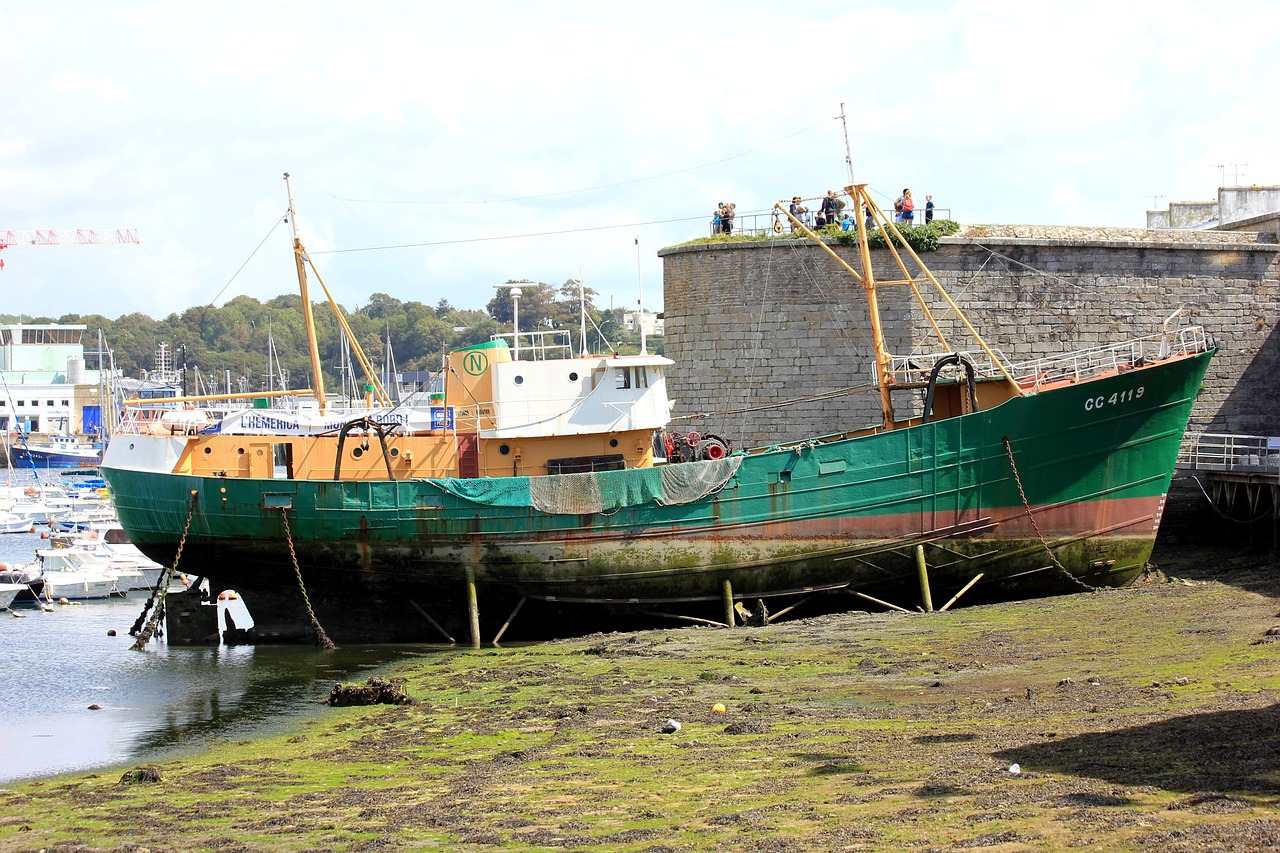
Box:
[491,329,574,361]
[1178,432,1280,473]
[884,326,1211,389]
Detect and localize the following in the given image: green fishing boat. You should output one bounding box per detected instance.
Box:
[100,178,1214,645]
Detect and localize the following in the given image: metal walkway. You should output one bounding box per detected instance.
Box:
[1177,433,1279,548]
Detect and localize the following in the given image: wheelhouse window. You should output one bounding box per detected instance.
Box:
[614,367,631,390]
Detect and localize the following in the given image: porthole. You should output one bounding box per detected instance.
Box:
[352,447,364,459]
[609,438,618,448]
[514,375,524,385]
[237,448,245,455]
[389,447,400,457]
[569,372,579,382]
[204,447,212,454]
[499,444,511,455]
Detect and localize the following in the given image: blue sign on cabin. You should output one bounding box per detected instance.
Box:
[430,406,455,431]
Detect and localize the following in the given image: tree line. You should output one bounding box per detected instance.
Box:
[2,280,659,393]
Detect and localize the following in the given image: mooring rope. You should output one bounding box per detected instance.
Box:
[1002,437,1095,592]
[130,492,199,651]
[278,507,336,650]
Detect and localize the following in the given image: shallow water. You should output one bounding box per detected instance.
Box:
[0,468,439,784]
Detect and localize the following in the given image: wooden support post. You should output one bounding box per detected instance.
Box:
[464,566,481,649]
[852,590,911,613]
[939,573,985,612]
[916,544,934,612]
[722,579,735,628]
[409,599,456,645]
[491,597,526,646]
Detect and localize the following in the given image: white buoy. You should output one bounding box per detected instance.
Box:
[1008,763,1021,775]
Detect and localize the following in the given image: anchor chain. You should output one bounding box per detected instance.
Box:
[130,492,199,651]
[279,507,336,650]
[1002,437,1094,592]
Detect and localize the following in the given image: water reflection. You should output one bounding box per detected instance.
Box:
[1,523,440,784]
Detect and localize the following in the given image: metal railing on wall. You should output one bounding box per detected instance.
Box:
[708,208,953,238]
[1178,433,1280,473]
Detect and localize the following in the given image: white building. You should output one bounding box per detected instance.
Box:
[0,324,107,436]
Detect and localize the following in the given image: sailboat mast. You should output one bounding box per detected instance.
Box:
[285,172,328,414]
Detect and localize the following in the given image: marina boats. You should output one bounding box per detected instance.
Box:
[18,548,121,601]
[56,525,165,590]
[99,176,1215,645]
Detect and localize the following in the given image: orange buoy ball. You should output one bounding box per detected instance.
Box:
[218,591,228,601]
[712,703,727,714]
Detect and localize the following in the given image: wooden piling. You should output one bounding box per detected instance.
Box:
[916,544,934,612]
[722,579,735,628]
[464,566,481,649]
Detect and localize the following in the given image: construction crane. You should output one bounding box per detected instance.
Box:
[0,228,140,271]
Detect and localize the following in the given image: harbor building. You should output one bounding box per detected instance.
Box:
[0,323,108,437]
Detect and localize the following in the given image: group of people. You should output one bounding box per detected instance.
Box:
[711,202,737,235]
[715,189,938,236]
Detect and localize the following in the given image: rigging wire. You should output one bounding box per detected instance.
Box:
[206,213,290,307]
[308,213,716,255]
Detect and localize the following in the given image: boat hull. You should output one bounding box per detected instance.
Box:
[9,447,103,469]
[100,350,1213,642]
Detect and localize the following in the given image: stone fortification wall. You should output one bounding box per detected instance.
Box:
[658,225,1280,449]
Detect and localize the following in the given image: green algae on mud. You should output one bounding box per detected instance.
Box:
[0,546,1277,852]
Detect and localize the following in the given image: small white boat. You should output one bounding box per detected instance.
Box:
[60,526,164,589]
[0,511,35,534]
[0,581,27,609]
[50,507,118,534]
[27,549,119,600]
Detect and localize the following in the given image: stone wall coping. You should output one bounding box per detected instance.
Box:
[659,226,1278,258]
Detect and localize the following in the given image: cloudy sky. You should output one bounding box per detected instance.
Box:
[3,0,1274,322]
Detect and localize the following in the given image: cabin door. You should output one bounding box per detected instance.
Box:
[457,434,479,478]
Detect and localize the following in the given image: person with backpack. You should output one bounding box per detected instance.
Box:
[898,188,915,224]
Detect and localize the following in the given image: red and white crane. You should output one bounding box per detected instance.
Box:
[0,228,140,271]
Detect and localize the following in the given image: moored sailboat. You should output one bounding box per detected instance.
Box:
[100,175,1215,645]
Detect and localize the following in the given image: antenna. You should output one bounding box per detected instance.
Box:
[1216,163,1249,186]
[838,103,856,185]
[573,264,590,357]
[635,237,647,356]
[1148,194,1165,209]
[492,283,526,360]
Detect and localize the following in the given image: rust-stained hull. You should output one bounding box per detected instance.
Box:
[101,348,1213,642]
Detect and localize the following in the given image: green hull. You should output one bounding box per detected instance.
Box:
[101,350,1213,641]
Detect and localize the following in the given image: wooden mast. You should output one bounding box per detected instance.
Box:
[846,183,897,429]
[284,172,328,414]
